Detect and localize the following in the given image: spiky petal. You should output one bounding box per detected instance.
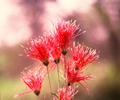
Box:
[16,66,46,97]
[66,61,91,84]
[71,43,99,70]
[47,36,61,63]
[53,86,78,100]
[26,37,49,65]
[54,20,79,53]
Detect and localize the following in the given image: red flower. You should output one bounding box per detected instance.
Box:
[15,66,46,97]
[26,37,49,66]
[71,43,99,70]
[47,36,61,63]
[51,46,61,63]
[66,61,91,84]
[53,86,78,100]
[54,20,79,53]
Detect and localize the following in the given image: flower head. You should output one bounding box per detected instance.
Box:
[46,36,61,63]
[66,61,91,84]
[16,65,47,97]
[26,37,49,66]
[53,86,78,100]
[54,20,79,54]
[71,43,99,70]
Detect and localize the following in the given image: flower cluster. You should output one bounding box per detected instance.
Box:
[16,20,99,100]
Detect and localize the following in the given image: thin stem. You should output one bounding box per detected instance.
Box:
[63,55,67,69]
[56,64,60,88]
[63,55,67,84]
[36,95,39,100]
[46,67,52,96]
[63,55,68,100]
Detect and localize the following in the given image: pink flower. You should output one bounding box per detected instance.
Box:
[26,37,49,66]
[47,36,61,63]
[71,43,99,70]
[51,46,61,63]
[15,66,46,97]
[53,86,78,100]
[66,61,91,84]
[54,20,79,54]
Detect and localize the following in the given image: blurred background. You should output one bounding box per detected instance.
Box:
[0,0,120,100]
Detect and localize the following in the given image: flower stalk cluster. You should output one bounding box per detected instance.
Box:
[16,20,99,100]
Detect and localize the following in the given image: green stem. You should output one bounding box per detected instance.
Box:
[36,95,39,100]
[63,55,68,100]
[63,55,67,84]
[56,64,60,88]
[46,67,52,96]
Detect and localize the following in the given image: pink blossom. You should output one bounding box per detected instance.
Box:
[47,36,61,63]
[16,66,46,97]
[26,37,49,66]
[54,86,78,100]
[66,61,91,84]
[71,43,99,70]
[54,20,79,54]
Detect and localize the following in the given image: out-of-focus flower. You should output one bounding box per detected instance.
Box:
[26,37,49,66]
[15,66,46,97]
[53,86,78,100]
[0,0,31,47]
[54,20,79,55]
[66,61,91,85]
[71,43,99,70]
